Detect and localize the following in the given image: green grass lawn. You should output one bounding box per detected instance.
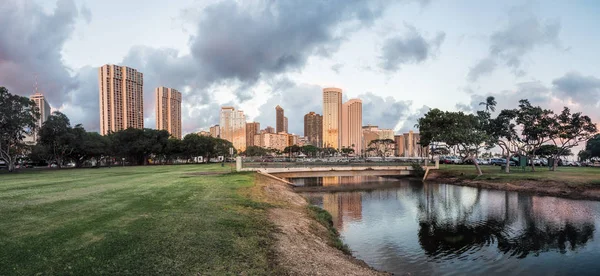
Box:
[0,164,280,275]
[438,164,600,185]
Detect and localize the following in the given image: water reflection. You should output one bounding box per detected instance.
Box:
[298,177,600,275]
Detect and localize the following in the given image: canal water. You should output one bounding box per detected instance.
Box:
[293,176,600,276]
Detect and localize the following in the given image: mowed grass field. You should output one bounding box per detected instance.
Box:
[439,164,600,185]
[0,165,280,275]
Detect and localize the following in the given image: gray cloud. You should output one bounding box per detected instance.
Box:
[360,92,412,128]
[379,25,445,72]
[0,0,79,106]
[467,58,497,81]
[331,63,344,74]
[552,72,600,105]
[468,6,561,81]
[190,0,390,97]
[456,81,553,114]
[397,105,430,133]
[254,83,323,135]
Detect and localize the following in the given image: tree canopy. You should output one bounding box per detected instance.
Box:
[0,87,40,171]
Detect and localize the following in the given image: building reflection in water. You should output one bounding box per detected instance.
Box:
[319,177,364,229]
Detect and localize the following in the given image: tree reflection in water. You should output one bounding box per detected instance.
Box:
[416,185,595,259]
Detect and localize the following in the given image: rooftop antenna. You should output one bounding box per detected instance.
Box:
[34,74,39,94]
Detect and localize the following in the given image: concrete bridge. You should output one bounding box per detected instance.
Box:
[236,157,439,182]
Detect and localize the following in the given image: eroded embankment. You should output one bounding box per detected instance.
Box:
[250,173,388,276]
[427,171,600,201]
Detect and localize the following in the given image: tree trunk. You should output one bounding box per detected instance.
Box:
[7,159,15,172]
[530,149,536,172]
[552,155,558,171]
[505,155,511,173]
[471,156,483,176]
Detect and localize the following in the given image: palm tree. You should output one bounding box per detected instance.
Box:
[479,96,497,112]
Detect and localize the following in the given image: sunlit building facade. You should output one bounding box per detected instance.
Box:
[155,87,182,139]
[220,107,246,152]
[322,87,342,149]
[99,64,144,135]
[342,99,362,155]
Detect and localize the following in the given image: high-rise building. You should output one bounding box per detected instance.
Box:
[362,125,395,157]
[276,105,284,133]
[24,92,51,143]
[264,126,275,134]
[99,64,144,135]
[394,135,405,157]
[155,87,182,139]
[322,87,342,149]
[220,107,246,152]
[254,132,288,151]
[403,131,429,157]
[283,116,288,133]
[304,112,323,147]
[246,122,260,148]
[210,125,220,138]
[342,99,362,155]
[198,130,210,136]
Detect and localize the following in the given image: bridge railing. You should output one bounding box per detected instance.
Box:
[240,157,434,170]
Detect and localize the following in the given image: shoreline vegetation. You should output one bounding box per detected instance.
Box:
[428,165,600,201]
[0,164,384,275]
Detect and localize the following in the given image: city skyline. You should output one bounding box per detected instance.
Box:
[2,1,598,138]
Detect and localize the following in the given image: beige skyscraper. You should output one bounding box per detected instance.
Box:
[210,125,220,138]
[220,107,246,152]
[276,105,284,133]
[99,64,144,135]
[342,99,362,155]
[155,87,182,139]
[283,116,288,133]
[322,87,342,149]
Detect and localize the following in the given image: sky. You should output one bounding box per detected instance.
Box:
[1,0,599,137]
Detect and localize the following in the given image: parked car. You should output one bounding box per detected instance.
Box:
[490,158,515,166]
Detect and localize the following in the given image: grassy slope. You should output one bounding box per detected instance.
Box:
[438,164,600,185]
[0,165,279,275]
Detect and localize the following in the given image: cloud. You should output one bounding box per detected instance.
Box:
[0,0,79,106]
[254,83,323,135]
[331,63,344,74]
[552,72,600,106]
[457,81,553,113]
[468,5,561,81]
[379,25,445,72]
[189,0,391,99]
[360,92,412,128]
[467,58,497,81]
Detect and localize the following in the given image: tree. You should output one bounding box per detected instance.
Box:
[486,109,519,173]
[578,150,592,162]
[38,111,77,168]
[418,109,489,175]
[245,146,267,157]
[0,87,40,172]
[367,139,395,160]
[585,134,600,159]
[340,147,355,156]
[164,138,183,164]
[515,100,554,172]
[479,96,497,112]
[530,144,572,158]
[301,145,319,157]
[109,128,166,165]
[547,107,597,171]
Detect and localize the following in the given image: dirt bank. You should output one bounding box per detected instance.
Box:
[427,171,600,201]
[251,174,388,276]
